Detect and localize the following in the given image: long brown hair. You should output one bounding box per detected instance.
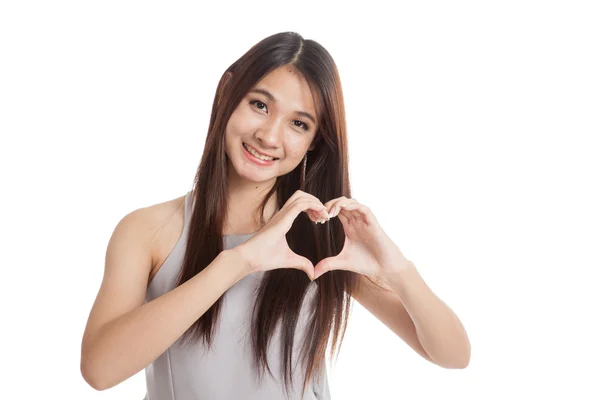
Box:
[175,31,359,397]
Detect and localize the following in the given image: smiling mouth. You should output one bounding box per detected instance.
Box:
[243,142,279,161]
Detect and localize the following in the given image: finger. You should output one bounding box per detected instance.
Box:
[294,198,329,223]
[339,202,376,225]
[294,191,331,220]
[289,189,310,202]
[287,251,315,280]
[307,209,318,222]
[274,200,324,233]
[337,209,351,224]
[309,209,329,223]
[323,196,348,216]
[322,196,343,211]
[337,206,357,223]
[307,209,327,223]
[329,198,357,218]
[339,202,360,211]
[292,190,323,206]
[313,256,348,280]
[286,191,324,215]
[290,200,328,224]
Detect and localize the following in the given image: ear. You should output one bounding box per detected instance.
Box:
[217,71,233,107]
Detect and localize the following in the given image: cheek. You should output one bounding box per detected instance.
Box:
[286,137,313,158]
[226,107,249,135]
[288,150,305,160]
[233,107,263,130]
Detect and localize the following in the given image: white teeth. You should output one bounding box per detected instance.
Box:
[244,143,276,161]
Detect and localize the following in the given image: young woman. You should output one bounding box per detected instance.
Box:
[80,31,471,400]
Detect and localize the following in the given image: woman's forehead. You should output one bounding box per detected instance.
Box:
[251,67,317,118]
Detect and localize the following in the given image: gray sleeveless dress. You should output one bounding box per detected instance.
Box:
[143,191,331,400]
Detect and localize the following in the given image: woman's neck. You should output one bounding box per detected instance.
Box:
[225,172,279,235]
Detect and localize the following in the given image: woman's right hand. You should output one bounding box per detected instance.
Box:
[234,190,331,280]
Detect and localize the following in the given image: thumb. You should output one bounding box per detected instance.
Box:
[313,256,347,280]
[287,251,315,281]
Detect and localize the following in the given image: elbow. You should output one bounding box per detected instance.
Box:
[81,335,112,391]
[450,356,470,369]
[443,336,471,369]
[80,355,109,391]
[444,349,471,369]
[81,367,104,391]
[431,346,471,369]
[435,357,470,369]
[457,341,471,369]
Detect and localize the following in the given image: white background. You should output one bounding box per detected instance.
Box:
[1,1,599,399]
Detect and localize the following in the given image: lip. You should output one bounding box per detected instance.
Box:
[242,143,277,166]
[243,143,278,159]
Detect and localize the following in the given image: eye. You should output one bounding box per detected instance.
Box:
[293,120,310,131]
[249,99,310,132]
[249,99,268,112]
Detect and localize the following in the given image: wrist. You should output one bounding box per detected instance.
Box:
[380,260,419,296]
[376,245,412,280]
[223,246,254,279]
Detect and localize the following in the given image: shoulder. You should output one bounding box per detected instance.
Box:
[116,193,187,270]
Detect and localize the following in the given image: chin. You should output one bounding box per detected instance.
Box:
[232,162,277,183]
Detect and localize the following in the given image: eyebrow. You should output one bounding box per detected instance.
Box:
[248,88,316,125]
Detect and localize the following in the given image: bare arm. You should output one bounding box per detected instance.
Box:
[353,261,470,369]
[80,209,249,391]
[351,275,434,364]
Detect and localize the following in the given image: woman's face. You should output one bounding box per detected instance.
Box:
[225,66,318,185]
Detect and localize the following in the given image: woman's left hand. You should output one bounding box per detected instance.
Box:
[312,197,407,282]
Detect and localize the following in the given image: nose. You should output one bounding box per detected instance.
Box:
[254,118,284,149]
